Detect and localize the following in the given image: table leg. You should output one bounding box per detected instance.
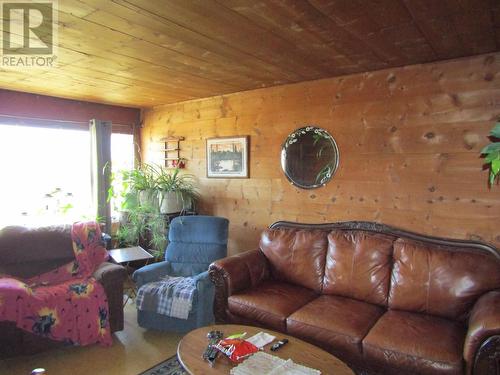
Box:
[122,258,152,306]
[123,261,135,307]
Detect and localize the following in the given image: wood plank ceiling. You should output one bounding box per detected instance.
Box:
[0,0,499,108]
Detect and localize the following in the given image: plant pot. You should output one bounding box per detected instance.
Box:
[138,190,158,207]
[116,210,128,225]
[138,190,149,205]
[160,191,183,214]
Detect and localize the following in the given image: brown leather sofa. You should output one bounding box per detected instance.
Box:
[209,221,500,375]
[0,225,127,358]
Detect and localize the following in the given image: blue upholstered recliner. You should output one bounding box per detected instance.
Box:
[132,215,228,332]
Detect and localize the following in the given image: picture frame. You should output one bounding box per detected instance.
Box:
[206,136,249,178]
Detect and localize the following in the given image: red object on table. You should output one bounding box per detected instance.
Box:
[214,338,259,363]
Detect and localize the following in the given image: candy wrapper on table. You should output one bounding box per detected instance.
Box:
[213,338,259,363]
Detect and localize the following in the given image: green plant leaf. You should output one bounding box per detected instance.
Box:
[480,142,500,154]
[492,159,500,175]
[113,162,196,252]
[491,122,500,138]
[485,150,500,162]
[490,170,496,185]
[60,203,73,214]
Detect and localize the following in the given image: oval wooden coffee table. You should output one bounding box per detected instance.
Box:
[177,324,354,375]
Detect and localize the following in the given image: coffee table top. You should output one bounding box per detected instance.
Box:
[108,246,153,264]
[177,324,354,375]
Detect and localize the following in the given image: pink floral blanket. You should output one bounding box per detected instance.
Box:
[0,222,112,346]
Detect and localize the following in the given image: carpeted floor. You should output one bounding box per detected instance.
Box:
[0,302,184,375]
[139,355,187,375]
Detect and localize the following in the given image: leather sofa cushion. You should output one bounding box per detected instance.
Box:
[228,281,317,331]
[389,238,500,320]
[363,310,465,375]
[0,225,74,278]
[287,295,384,363]
[322,231,394,306]
[260,228,327,292]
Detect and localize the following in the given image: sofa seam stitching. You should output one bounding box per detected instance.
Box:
[286,317,366,342]
[363,341,464,367]
[228,299,287,323]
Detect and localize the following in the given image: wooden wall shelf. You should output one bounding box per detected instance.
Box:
[160,136,185,168]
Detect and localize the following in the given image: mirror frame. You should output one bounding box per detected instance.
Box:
[280,126,340,190]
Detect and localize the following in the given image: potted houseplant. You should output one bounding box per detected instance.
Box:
[116,202,167,260]
[115,163,166,259]
[122,163,159,206]
[113,163,199,260]
[481,121,500,186]
[156,168,199,214]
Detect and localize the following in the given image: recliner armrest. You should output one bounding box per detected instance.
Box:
[132,261,171,289]
[192,270,210,285]
[464,290,500,374]
[209,249,270,323]
[191,270,218,327]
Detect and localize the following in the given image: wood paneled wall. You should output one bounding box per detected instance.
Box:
[141,53,500,254]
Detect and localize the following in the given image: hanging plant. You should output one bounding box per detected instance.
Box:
[481,122,500,186]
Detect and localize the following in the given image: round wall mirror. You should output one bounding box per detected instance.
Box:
[281,126,339,189]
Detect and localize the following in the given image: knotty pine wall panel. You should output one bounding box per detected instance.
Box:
[141,54,500,254]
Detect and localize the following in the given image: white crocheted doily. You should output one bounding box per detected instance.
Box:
[230,352,321,375]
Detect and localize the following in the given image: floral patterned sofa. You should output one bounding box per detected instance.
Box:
[0,223,127,358]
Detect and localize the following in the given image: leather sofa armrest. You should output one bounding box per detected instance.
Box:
[93,262,127,332]
[209,249,270,323]
[93,261,127,285]
[464,290,500,375]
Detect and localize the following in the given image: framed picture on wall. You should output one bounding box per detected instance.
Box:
[206,136,249,178]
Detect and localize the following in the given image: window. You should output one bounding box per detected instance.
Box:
[0,124,134,228]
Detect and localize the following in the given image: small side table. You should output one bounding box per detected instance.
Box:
[108,246,154,306]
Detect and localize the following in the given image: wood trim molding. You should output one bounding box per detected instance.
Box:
[0,89,140,132]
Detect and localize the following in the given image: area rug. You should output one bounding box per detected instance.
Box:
[139,355,187,375]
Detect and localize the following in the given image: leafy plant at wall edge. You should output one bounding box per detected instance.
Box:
[112,163,199,260]
[481,122,500,186]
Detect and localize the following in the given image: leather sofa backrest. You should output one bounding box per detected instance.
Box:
[260,228,328,292]
[389,238,500,321]
[0,225,74,278]
[323,230,395,306]
[262,222,500,320]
